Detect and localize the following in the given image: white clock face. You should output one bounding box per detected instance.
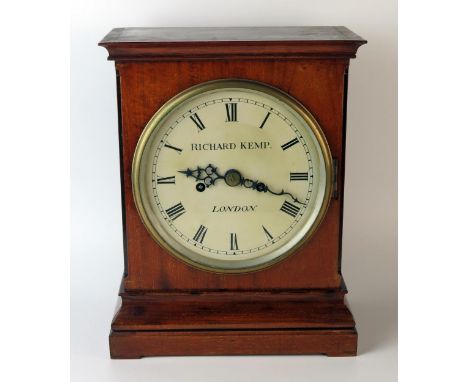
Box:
[133,80,332,272]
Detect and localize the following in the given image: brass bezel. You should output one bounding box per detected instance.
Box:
[132,79,333,274]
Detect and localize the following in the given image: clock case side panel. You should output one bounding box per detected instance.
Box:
[117,59,349,291]
[338,67,349,275]
[115,65,129,278]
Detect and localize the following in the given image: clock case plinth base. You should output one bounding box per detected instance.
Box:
[109,277,357,358]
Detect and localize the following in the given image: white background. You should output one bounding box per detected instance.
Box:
[6,1,468,382]
[4,0,468,381]
[70,1,397,381]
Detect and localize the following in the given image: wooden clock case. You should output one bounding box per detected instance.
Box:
[99,27,366,358]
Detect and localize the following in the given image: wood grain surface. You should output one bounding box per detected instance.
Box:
[118,59,347,291]
[110,329,358,358]
[99,26,366,61]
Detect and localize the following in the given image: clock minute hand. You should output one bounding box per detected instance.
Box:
[238,174,306,206]
[222,169,305,205]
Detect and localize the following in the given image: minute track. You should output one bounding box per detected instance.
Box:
[149,90,319,260]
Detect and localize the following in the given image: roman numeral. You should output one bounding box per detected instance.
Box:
[290,172,308,181]
[225,103,237,122]
[193,225,208,244]
[157,176,175,184]
[165,202,185,221]
[164,143,182,153]
[281,137,299,151]
[230,233,239,251]
[262,225,273,241]
[280,200,301,218]
[259,112,271,129]
[190,113,206,131]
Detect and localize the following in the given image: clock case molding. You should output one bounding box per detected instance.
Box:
[99,27,366,358]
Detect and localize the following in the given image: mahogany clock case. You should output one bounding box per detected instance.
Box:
[99,27,366,358]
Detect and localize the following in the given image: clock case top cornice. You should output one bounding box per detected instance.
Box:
[99,27,367,61]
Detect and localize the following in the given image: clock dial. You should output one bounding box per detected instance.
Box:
[133,80,332,272]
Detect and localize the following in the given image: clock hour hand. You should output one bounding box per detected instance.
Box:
[178,164,225,192]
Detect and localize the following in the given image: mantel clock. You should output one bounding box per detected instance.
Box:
[99,26,366,358]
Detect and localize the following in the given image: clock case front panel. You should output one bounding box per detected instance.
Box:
[119,60,345,290]
[100,27,366,358]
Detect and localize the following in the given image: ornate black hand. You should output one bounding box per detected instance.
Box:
[178,164,225,192]
[238,175,306,205]
[240,177,306,205]
[179,164,305,205]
